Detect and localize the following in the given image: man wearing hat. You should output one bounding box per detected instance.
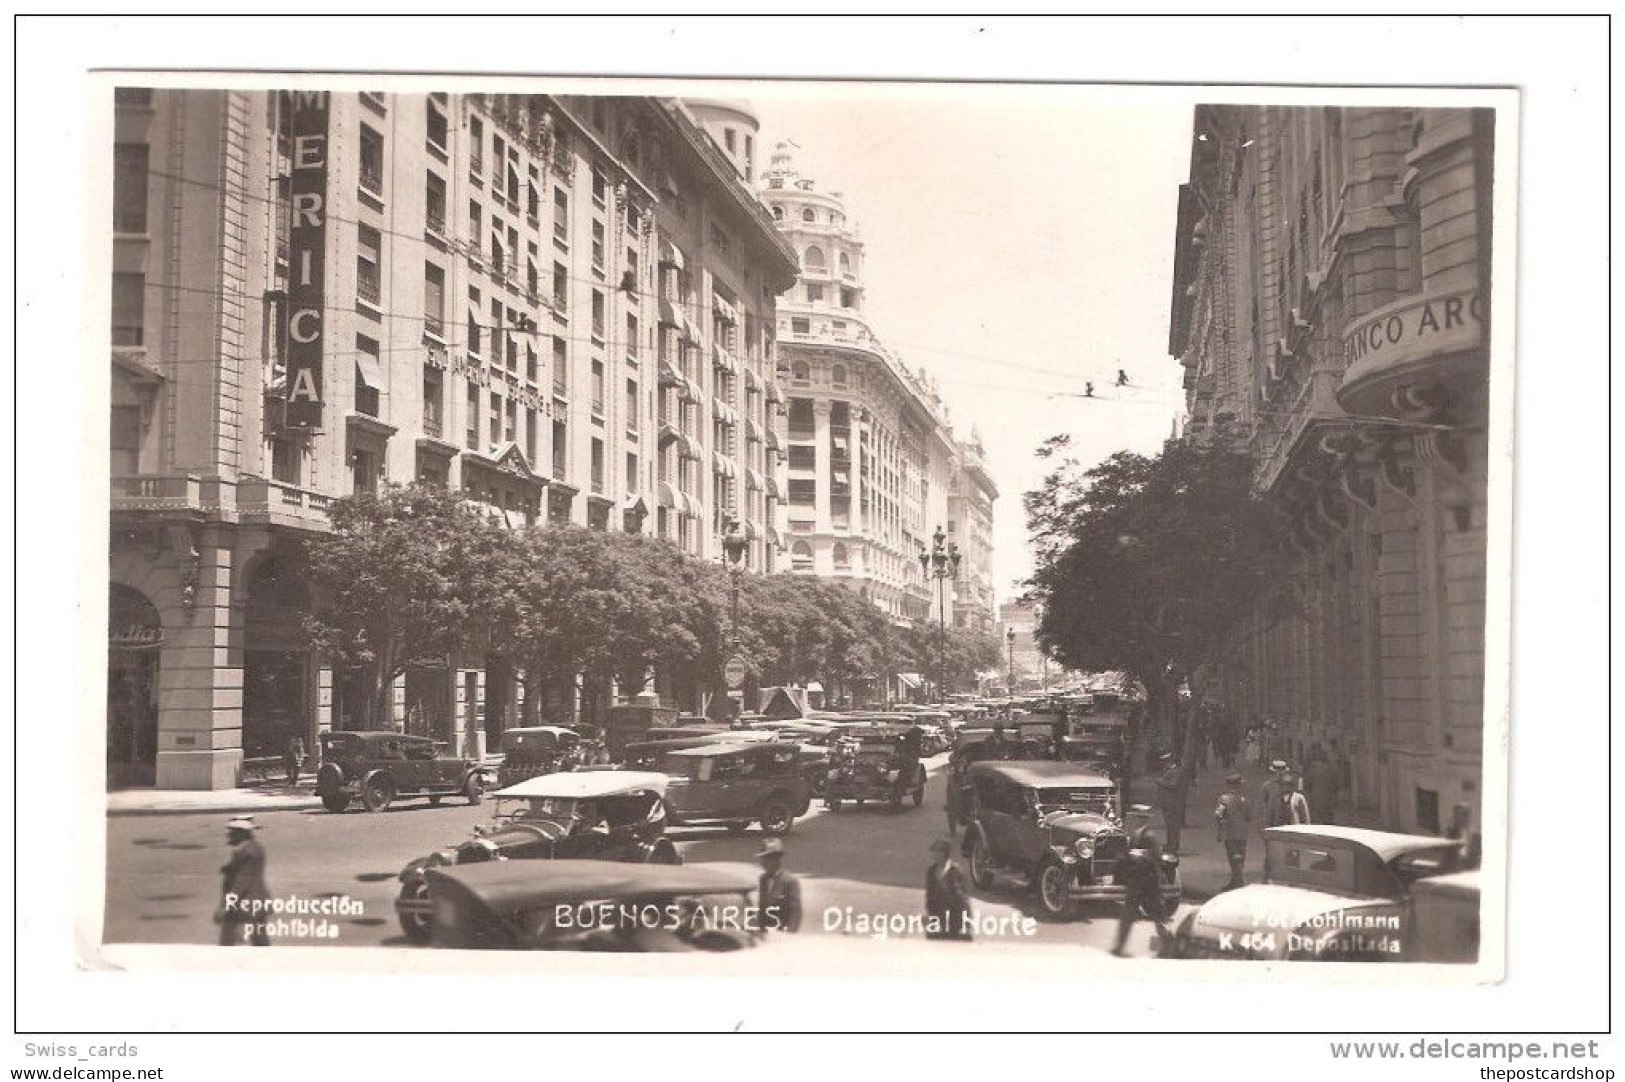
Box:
[1110,814,1170,957]
[1213,771,1252,891]
[924,839,973,940]
[1154,752,1191,854]
[756,839,802,933]
[216,816,271,946]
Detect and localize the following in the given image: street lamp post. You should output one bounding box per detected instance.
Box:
[918,526,961,702]
[1005,625,1016,695]
[721,518,748,717]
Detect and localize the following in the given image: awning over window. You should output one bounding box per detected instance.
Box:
[713,452,736,479]
[659,357,684,387]
[658,299,682,328]
[354,352,384,389]
[658,239,685,270]
[657,481,679,509]
[745,468,764,491]
[712,295,738,325]
[805,681,824,694]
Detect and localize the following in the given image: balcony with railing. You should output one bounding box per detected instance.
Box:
[426,204,447,240]
[236,477,334,528]
[111,473,204,513]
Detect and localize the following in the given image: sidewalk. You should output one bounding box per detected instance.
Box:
[1125,756,1377,902]
[106,755,506,817]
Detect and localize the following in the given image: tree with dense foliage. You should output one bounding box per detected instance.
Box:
[1024,438,1280,797]
[302,484,518,729]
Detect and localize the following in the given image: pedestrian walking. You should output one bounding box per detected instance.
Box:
[1243,725,1262,765]
[1154,753,1191,854]
[924,839,973,941]
[757,839,803,933]
[282,734,305,788]
[215,816,271,946]
[1110,820,1171,957]
[1260,759,1290,881]
[1282,771,1312,824]
[1214,771,1252,891]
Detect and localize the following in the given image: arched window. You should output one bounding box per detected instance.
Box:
[839,251,852,276]
[831,364,847,386]
[791,541,813,570]
[801,207,816,223]
[791,360,811,382]
[803,246,826,273]
[771,205,783,221]
[832,542,849,567]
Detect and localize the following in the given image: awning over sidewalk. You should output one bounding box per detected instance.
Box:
[896,672,923,690]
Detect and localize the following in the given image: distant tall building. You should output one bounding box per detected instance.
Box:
[757,144,964,628]
[1169,103,1494,837]
[948,428,998,635]
[107,87,796,788]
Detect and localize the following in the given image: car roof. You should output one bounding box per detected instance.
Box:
[968,760,1114,787]
[429,859,758,908]
[492,771,670,799]
[1263,824,1460,862]
[664,741,788,758]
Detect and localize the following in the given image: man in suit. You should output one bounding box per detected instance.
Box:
[1110,820,1171,957]
[1213,771,1252,891]
[1155,753,1192,854]
[217,816,271,946]
[757,839,803,933]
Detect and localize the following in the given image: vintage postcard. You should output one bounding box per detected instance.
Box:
[87,70,1515,988]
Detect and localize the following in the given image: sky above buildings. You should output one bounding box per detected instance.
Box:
[753,85,1194,605]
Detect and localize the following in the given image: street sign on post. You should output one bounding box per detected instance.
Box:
[723,654,749,690]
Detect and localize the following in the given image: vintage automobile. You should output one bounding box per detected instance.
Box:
[622,729,777,769]
[1164,825,1465,961]
[660,741,813,836]
[1403,869,1480,963]
[494,726,590,788]
[315,731,489,813]
[424,859,764,951]
[959,761,1179,920]
[822,728,928,811]
[393,771,678,943]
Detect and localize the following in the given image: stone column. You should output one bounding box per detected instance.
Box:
[155,527,244,789]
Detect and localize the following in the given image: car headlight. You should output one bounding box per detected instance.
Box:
[1074,838,1093,860]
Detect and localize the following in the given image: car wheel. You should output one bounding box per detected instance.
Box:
[1035,861,1073,920]
[397,883,431,944]
[759,797,795,837]
[320,792,348,813]
[969,835,996,891]
[361,777,393,813]
[463,774,484,805]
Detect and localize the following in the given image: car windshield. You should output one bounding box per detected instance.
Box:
[500,796,580,821]
[656,755,703,779]
[1034,786,1115,816]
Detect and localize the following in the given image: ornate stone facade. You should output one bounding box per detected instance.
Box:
[1169,104,1494,837]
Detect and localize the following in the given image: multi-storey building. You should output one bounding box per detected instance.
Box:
[757,145,962,628]
[107,87,796,789]
[1168,103,1494,838]
[947,428,998,635]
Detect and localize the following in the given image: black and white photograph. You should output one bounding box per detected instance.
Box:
[10,12,1613,1063]
[94,74,1510,970]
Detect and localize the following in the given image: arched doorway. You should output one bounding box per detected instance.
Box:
[242,555,313,758]
[108,583,162,788]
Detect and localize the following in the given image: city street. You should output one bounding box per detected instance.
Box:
[105,756,1181,956]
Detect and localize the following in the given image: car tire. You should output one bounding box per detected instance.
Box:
[320,791,349,813]
[397,883,431,944]
[1035,860,1073,921]
[758,797,795,837]
[969,834,996,892]
[463,774,484,805]
[361,777,393,813]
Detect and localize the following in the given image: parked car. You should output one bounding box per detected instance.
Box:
[622,729,776,769]
[423,859,762,951]
[959,760,1178,920]
[1404,869,1480,963]
[494,726,589,788]
[393,770,678,943]
[1164,825,1465,961]
[660,741,813,836]
[315,731,488,813]
[822,729,927,811]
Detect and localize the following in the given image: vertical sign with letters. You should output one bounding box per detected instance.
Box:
[284,90,330,430]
